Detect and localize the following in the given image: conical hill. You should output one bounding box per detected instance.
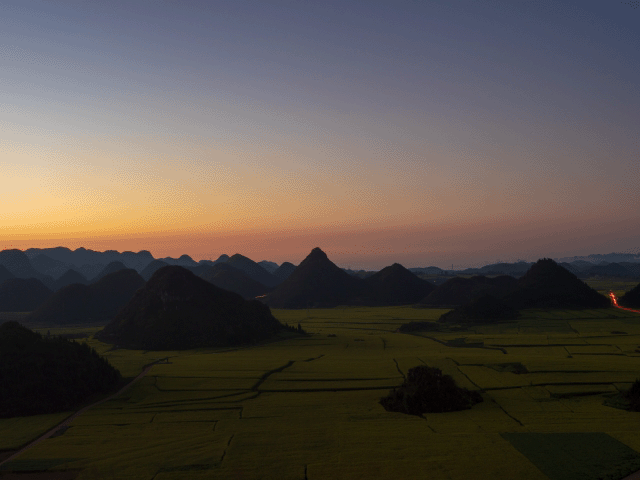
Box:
[200,263,270,299]
[505,258,609,309]
[264,248,369,308]
[28,269,144,325]
[91,261,128,283]
[55,269,87,290]
[364,263,435,305]
[0,278,53,312]
[96,266,283,350]
[619,283,640,308]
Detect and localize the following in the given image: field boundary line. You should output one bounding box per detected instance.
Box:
[0,359,164,469]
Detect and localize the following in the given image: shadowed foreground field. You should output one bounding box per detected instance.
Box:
[2,305,640,479]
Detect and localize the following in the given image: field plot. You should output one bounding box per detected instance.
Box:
[3,307,640,479]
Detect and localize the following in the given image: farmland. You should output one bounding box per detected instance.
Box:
[2,304,640,479]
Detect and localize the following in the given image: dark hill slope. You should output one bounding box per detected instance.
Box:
[585,263,634,277]
[0,249,44,280]
[200,263,270,299]
[55,269,88,291]
[264,247,370,308]
[619,283,640,308]
[141,260,169,281]
[364,263,435,305]
[30,254,73,279]
[0,265,15,285]
[28,269,145,325]
[274,262,296,281]
[91,261,128,283]
[505,258,610,309]
[96,266,283,350]
[0,321,121,417]
[420,275,518,306]
[0,278,53,312]
[227,254,280,287]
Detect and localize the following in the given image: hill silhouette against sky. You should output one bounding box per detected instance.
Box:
[227,254,280,287]
[264,247,369,308]
[364,263,435,305]
[505,258,610,309]
[96,266,284,350]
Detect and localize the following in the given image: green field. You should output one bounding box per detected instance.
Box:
[2,304,640,479]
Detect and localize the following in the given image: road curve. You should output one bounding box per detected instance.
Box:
[0,361,161,469]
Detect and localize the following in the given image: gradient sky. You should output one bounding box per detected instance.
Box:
[1,0,639,269]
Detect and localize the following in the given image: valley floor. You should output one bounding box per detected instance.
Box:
[2,305,640,479]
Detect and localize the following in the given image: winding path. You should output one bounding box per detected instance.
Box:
[0,361,161,469]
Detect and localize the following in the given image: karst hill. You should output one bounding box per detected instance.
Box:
[619,283,640,308]
[28,269,145,325]
[95,266,284,350]
[263,247,370,308]
[0,278,53,312]
[505,258,610,309]
[199,263,271,299]
[364,263,436,305]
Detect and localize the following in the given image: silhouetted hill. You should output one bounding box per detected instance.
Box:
[584,262,634,277]
[25,247,153,272]
[140,260,169,281]
[158,254,198,267]
[227,254,280,287]
[419,275,518,306]
[504,258,609,309]
[0,321,121,417]
[259,260,279,273]
[96,266,283,350]
[619,283,640,308]
[200,263,271,299]
[30,254,74,279]
[273,261,296,281]
[91,261,128,283]
[620,263,640,277]
[0,249,45,280]
[408,266,446,275]
[28,269,145,325]
[0,278,53,312]
[0,265,15,285]
[439,295,519,324]
[364,263,435,305]
[264,248,369,308]
[54,269,88,291]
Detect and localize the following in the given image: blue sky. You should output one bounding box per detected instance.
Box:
[1,0,639,268]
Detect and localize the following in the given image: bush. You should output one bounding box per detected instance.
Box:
[380,365,482,416]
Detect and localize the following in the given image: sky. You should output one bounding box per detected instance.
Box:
[1,0,639,269]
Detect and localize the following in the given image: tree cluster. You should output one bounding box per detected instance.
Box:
[0,321,121,417]
[380,365,482,416]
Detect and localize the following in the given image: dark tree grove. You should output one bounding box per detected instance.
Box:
[380,365,483,416]
[625,379,640,412]
[0,321,121,418]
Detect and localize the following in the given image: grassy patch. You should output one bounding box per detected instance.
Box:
[501,432,640,480]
